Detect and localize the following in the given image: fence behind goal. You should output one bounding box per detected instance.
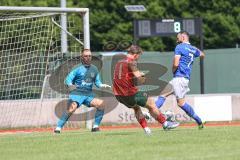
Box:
[0,7,91,129]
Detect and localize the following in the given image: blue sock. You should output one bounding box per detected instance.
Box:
[155,96,166,109]
[57,112,71,128]
[181,103,202,125]
[93,109,104,128]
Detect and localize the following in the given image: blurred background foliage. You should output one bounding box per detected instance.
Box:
[0,0,239,51]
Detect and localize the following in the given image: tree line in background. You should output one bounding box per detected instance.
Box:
[0,0,239,51]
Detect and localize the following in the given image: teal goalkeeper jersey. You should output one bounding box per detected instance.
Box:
[65,64,102,93]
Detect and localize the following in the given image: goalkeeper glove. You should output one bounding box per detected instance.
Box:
[100,84,111,89]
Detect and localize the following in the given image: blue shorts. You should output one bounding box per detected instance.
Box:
[69,93,95,108]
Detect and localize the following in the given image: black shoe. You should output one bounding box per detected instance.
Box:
[91,127,100,132]
[198,122,206,130]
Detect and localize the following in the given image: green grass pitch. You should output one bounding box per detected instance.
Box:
[0,126,240,160]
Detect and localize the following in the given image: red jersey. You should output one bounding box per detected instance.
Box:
[113,56,138,96]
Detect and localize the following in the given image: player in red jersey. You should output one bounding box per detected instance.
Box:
[113,45,179,135]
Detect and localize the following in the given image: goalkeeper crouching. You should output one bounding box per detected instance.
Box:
[54,49,111,133]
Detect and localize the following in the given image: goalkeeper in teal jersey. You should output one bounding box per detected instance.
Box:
[54,49,111,133]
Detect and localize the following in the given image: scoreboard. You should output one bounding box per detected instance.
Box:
[135,18,202,37]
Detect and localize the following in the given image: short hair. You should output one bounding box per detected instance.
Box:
[127,45,143,55]
[81,49,91,54]
[178,31,189,37]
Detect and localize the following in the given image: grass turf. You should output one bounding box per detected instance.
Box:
[0,126,240,160]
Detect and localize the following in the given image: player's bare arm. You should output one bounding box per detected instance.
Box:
[129,61,146,84]
[172,55,181,74]
[200,50,205,58]
[133,70,146,84]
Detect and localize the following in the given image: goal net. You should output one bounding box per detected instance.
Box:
[0,7,91,130]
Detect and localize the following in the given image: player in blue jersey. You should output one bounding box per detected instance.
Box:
[155,31,205,129]
[54,49,111,133]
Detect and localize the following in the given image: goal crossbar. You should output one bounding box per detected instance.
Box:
[0,6,89,13]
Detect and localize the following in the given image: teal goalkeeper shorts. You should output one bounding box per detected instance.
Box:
[69,92,95,107]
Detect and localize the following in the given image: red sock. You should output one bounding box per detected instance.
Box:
[157,113,166,124]
[138,118,147,128]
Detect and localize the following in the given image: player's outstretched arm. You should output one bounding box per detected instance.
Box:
[95,73,111,88]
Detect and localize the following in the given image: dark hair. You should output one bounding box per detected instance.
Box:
[178,31,189,37]
[127,45,143,55]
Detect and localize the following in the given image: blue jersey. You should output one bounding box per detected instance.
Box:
[174,42,200,80]
[65,64,102,93]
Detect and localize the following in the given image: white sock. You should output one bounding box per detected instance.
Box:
[55,127,61,131]
[163,121,168,127]
[93,124,99,128]
[144,127,151,135]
